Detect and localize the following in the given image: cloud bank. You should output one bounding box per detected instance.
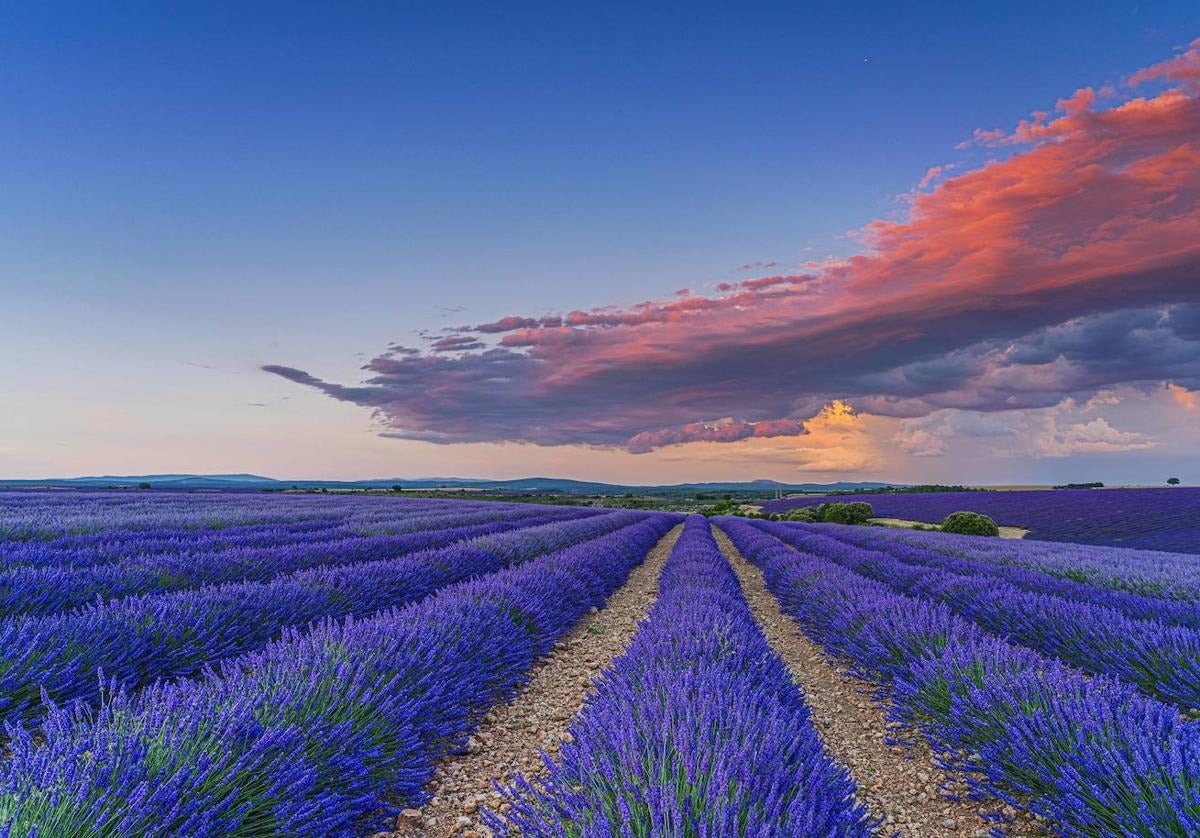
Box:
[266,40,1200,453]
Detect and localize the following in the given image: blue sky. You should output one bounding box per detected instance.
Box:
[2,3,1199,482]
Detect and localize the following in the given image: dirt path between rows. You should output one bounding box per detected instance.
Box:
[390,523,683,838]
[712,525,1042,837]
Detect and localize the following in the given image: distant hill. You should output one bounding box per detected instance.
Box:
[0,473,898,494]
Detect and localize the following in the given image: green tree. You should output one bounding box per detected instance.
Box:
[821,501,873,525]
[1168,477,1181,486]
[941,511,1000,537]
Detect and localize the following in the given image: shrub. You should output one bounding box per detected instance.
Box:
[699,499,737,518]
[822,502,873,525]
[848,502,874,523]
[777,503,873,525]
[940,511,1000,537]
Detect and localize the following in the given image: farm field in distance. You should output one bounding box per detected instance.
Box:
[761,486,1200,553]
[0,489,1198,835]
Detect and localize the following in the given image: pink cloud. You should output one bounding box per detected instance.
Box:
[1168,382,1198,411]
[428,335,484,353]
[268,43,1200,452]
[916,164,957,190]
[473,316,541,334]
[625,417,810,453]
[1129,38,1200,88]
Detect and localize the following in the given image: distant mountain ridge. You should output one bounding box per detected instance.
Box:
[0,473,898,494]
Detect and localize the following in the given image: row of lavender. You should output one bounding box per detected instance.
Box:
[0,493,570,569]
[0,513,679,835]
[493,517,875,836]
[799,522,1200,617]
[818,523,1200,601]
[0,490,505,540]
[760,487,1200,553]
[721,517,1200,835]
[759,521,1200,710]
[0,510,651,728]
[0,502,598,618]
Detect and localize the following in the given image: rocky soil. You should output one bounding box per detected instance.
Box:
[713,525,1043,837]
[388,523,683,838]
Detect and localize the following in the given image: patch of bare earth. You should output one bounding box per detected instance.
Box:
[869,517,1029,539]
[386,523,683,838]
[712,526,1044,837]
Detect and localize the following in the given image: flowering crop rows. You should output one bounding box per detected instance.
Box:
[0,510,650,729]
[0,504,535,572]
[4,490,1198,835]
[803,523,1200,626]
[0,503,593,619]
[0,491,495,539]
[494,516,875,837]
[760,486,1200,553]
[720,517,1200,835]
[0,508,678,836]
[759,521,1200,710]
[0,518,349,571]
[825,523,1200,601]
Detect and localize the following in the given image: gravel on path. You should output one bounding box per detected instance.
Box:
[389,522,683,838]
[712,524,1044,838]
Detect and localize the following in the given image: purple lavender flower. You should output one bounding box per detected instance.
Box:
[719,516,1200,835]
[759,487,1200,554]
[0,510,679,836]
[493,516,875,837]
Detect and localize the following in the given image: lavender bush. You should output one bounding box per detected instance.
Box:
[797,523,1200,627]
[0,503,533,572]
[0,491,483,540]
[0,505,593,619]
[719,517,1200,835]
[812,523,1200,600]
[492,516,874,837]
[758,521,1200,710]
[0,515,678,836]
[0,511,650,728]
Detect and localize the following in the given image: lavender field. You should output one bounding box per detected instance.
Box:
[1,491,1198,836]
[12,4,1200,835]
[761,486,1200,553]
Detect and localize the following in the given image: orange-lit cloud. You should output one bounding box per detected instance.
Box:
[267,41,1200,453]
[1169,382,1199,410]
[656,401,884,473]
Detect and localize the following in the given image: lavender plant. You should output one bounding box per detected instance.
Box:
[0,511,650,728]
[759,520,1200,709]
[493,516,875,837]
[0,515,679,836]
[0,506,593,619]
[817,522,1200,600]
[760,487,1200,553]
[720,517,1200,835]
[800,523,1200,627]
